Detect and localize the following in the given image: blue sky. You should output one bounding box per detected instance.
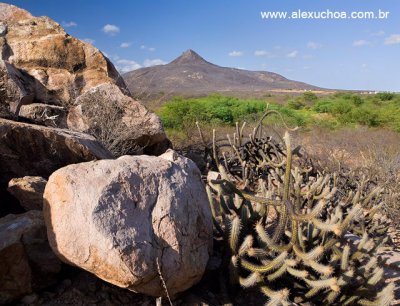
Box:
[5,0,400,91]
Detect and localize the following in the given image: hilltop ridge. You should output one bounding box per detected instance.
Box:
[122,49,322,98]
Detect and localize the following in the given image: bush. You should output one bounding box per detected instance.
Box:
[377,92,396,101]
[288,98,306,110]
[312,99,334,113]
[303,91,318,102]
[332,101,353,115]
[352,95,364,106]
[350,108,380,127]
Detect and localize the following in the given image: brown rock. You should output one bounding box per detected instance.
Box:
[0,118,113,191]
[7,176,47,211]
[0,3,168,154]
[68,83,167,155]
[19,103,67,127]
[2,14,124,105]
[0,3,32,22]
[0,210,61,303]
[43,150,213,297]
[0,59,33,112]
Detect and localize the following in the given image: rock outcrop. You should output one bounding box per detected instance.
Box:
[0,210,61,303]
[0,118,112,194]
[7,176,47,211]
[0,3,124,106]
[43,150,213,297]
[19,103,67,127]
[0,2,168,155]
[68,83,167,155]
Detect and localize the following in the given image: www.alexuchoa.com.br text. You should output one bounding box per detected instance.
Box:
[261,9,390,20]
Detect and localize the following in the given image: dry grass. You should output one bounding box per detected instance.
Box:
[296,127,400,226]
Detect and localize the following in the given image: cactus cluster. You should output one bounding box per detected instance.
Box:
[204,113,393,305]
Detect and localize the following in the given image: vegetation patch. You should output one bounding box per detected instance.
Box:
[157,92,400,133]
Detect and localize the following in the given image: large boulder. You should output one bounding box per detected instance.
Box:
[0,118,112,216]
[0,210,61,303]
[0,3,168,155]
[0,4,124,105]
[43,150,213,297]
[68,83,168,155]
[7,176,47,211]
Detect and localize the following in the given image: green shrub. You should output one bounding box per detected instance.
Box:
[288,98,306,110]
[377,92,396,101]
[351,108,380,127]
[332,101,353,115]
[303,91,318,102]
[352,95,364,106]
[312,99,334,113]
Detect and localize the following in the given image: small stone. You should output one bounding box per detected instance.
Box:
[207,171,221,183]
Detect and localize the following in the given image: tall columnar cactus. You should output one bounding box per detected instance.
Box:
[205,113,393,305]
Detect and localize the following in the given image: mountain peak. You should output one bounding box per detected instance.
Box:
[170,49,210,65]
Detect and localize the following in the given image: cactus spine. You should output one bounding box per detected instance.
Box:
[204,113,393,305]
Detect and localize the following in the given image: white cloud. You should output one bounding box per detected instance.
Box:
[82,38,95,44]
[120,42,132,48]
[62,21,77,28]
[254,50,272,57]
[384,34,400,45]
[361,63,368,69]
[307,41,322,49]
[228,51,243,57]
[143,59,167,67]
[102,24,120,35]
[353,40,370,47]
[140,45,156,51]
[115,59,141,72]
[287,50,298,58]
[371,30,385,37]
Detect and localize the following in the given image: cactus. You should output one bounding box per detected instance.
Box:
[204,113,393,305]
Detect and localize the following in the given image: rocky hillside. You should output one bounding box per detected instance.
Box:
[0,2,168,156]
[123,49,321,98]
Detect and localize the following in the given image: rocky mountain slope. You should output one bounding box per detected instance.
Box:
[123,49,321,97]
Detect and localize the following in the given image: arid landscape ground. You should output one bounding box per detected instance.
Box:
[1,2,400,306]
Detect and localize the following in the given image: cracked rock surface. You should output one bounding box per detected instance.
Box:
[43,149,213,297]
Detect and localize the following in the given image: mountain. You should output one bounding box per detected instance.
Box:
[122,50,322,99]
